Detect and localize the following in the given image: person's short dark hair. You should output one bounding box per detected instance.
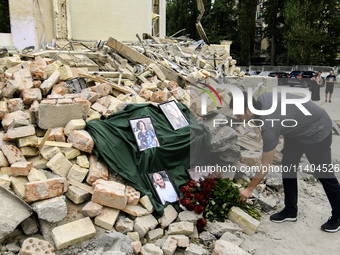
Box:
[136,120,146,130]
[229,91,258,111]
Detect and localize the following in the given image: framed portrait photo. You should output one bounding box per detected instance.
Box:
[129,116,160,152]
[159,100,189,130]
[147,169,179,205]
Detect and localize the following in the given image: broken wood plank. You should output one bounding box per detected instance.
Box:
[106,37,188,87]
[68,179,93,194]
[78,73,131,94]
[37,139,73,148]
[38,128,52,152]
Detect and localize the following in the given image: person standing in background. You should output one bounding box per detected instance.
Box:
[325,70,336,103]
[311,71,322,101]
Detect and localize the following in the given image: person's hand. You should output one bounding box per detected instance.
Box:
[238,187,253,203]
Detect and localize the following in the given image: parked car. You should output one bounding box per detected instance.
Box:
[288,71,316,87]
[268,71,289,86]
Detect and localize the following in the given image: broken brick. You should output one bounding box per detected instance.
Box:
[24,177,68,202]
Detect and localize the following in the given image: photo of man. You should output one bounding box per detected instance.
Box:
[149,171,179,205]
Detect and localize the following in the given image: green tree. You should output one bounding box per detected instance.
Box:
[237,0,257,66]
[321,0,340,65]
[0,0,11,33]
[284,0,327,65]
[166,0,200,39]
[201,0,238,44]
[263,0,287,65]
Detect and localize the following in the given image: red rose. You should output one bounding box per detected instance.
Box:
[197,218,207,230]
[194,194,203,203]
[202,191,211,200]
[180,186,190,194]
[184,191,194,199]
[200,199,208,207]
[186,180,196,188]
[180,198,191,207]
[186,203,194,211]
[194,204,204,214]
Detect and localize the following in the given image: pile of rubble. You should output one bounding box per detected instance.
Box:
[0,36,285,255]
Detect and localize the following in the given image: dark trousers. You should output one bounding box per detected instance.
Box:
[281,133,340,219]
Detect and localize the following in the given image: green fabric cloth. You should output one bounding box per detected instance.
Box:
[86,103,211,218]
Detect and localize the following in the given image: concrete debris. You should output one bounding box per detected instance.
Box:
[0,35,287,255]
[0,186,32,240]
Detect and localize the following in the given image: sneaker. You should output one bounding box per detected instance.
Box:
[270,209,297,223]
[325,100,327,102]
[321,216,340,233]
[329,100,332,103]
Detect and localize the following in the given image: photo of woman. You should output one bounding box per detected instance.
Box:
[129,116,160,151]
[159,100,189,130]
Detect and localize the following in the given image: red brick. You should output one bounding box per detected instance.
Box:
[2,79,20,98]
[2,144,26,164]
[81,201,103,217]
[8,98,24,112]
[74,98,91,112]
[52,82,69,95]
[168,81,179,90]
[58,98,73,104]
[48,127,66,142]
[98,96,111,108]
[171,87,185,100]
[139,88,152,100]
[67,130,94,153]
[20,237,54,255]
[64,94,79,99]
[33,80,41,88]
[151,91,168,103]
[44,58,54,65]
[24,177,68,202]
[9,161,33,176]
[29,100,39,114]
[90,83,112,97]
[86,155,108,185]
[33,56,47,69]
[92,180,127,210]
[2,111,30,130]
[3,125,36,141]
[40,99,57,105]
[30,70,47,80]
[21,88,42,105]
[80,89,99,103]
[13,71,33,91]
[131,241,142,254]
[47,94,64,99]
[0,101,8,119]
[125,185,140,206]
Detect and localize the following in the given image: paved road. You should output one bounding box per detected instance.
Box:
[277,84,340,169]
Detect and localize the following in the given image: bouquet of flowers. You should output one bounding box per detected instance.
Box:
[180,177,261,230]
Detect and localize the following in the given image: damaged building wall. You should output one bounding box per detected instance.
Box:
[8,0,54,50]
[7,0,162,50]
[34,0,55,48]
[68,0,152,41]
[8,0,38,50]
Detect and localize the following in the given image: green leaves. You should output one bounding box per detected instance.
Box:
[203,178,243,221]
